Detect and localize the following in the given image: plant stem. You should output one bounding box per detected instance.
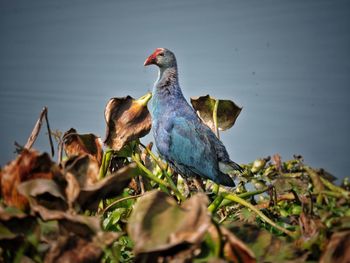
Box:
[99,149,113,179]
[221,192,295,238]
[208,195,224,213]
[140,144,185,201]
[212,183,220,195]
[304,166,330,204]
[102,194,143,215]
[209,188,269,214]
[219,188,269,207]
[319,177,349,198]
[213,98,220,139]
[131,153,170,193]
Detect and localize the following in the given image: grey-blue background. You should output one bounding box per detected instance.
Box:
[1,1,349,179]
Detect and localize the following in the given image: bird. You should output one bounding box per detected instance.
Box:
[144,48,242,187]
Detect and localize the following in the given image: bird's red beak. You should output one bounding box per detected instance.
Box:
[144,48,163,66]
[144,53,156,66]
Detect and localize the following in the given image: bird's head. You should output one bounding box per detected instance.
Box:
[144,48,177,69]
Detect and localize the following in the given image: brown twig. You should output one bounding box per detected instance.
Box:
[24,106,55,157]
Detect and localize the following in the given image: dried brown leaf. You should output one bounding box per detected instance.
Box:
[272,153,282,172]
[297,212,325,247]
[227,223,302,262]
[18,178,67,210]
[104,93,152,151]
[0,206,37,240]
[44,231,120,263]
[320,230,350,263]
[63,128,103,166]
[0,205,38,251]
[221,226,256,263]
[64,155,100,187]
[64,172,80,209]
[128,190,210,255]
[0,149,62,210]
[16,178,101,236]
[190,94,242,131]
[77,162,139,211]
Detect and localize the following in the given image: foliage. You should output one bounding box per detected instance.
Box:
[0,94,349,262]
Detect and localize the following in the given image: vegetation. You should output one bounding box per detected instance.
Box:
[0,94,349,262]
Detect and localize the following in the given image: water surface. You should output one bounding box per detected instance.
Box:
[0,0,349,179]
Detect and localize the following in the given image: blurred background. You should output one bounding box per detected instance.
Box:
[0,0,349,179]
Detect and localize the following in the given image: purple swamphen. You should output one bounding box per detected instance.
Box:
[144,48,242,187]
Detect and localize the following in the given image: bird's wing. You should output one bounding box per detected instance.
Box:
[167,117,219,180]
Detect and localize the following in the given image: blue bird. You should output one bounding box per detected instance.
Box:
[144,48,242,187]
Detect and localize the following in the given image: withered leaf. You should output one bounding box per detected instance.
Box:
[18,178,67,211]
[63,128,103,166]
[77,162,139,211]
[190,94,242,131]
[63,156,138,211]
[0,205,30,221]
[64,155,100,187]
[296,212,326,250]
[128,190,210,254]
[320,230,350,263]
[12,190,101,237]
[273,177,308,195]
[64,172,80,210]
[227,223,301,262]
[0,149,62,210]
[0,205,38,250]
[0,206,37,240]
[44,231,120,263]
[220,226,256,263]
[104,93,152,151]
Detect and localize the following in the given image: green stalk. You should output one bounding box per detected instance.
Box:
[209,99,221,197]
[221,192,295,238]
[99,149,113,179]
[316,190,344,199]
[212,183,220,195]
[219,188,269,207]
[131,153,170,193]
[213,98,220,139]
[209,188,268,214]
[142,146,185,201]
[304,166,324,205]
[102,194,143,215]
[319,177,349,198]
[208,195,224,213]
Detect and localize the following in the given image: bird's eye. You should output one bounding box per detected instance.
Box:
[158,53,164,57]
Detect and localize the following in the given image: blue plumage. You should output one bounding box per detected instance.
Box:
[144,48,242,186]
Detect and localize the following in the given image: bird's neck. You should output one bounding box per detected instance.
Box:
[153,66,183,97]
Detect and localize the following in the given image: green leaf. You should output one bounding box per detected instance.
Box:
[190,94,242,131]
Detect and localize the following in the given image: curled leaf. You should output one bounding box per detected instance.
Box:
[0,206,37,242]
[320,230,350,263]
[63,128,103,166]
[127,190,210,254]
[77,162,139,211]
[63,156,138,211]
[220,226,256,263]
[190,94,242,131]
[0,149,62,210]
[44,230,120,263]
[18,178,67,211]
[104,93,152,151]
[64,155,100,187]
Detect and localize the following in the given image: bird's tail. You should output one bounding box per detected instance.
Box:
[219,161,243,174]
[218,161,243,187]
